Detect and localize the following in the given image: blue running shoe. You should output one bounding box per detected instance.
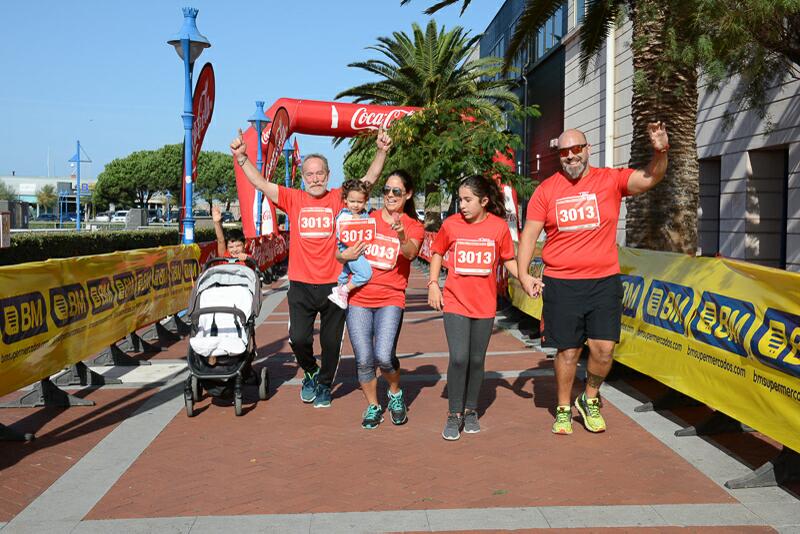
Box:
[300,369,319,403]
[361,404,384,429]
[313,383,332,408]
[387,389,408,425]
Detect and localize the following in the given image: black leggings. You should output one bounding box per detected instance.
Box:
[443,313,494,413]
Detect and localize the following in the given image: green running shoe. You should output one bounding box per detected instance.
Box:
[574,392,606,432]
[552,405,573,435]
[300,369,319,403]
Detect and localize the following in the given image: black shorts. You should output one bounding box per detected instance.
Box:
[541,274,623,350]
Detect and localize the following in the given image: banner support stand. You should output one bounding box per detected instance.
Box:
[674,410,754,437]
[0,379,95,409]
[89,343,150,366]
[725,447,800,489]
[0,424,34,442]
[118,332,160,354]
[634,389,702,412]
[52,362,122,387]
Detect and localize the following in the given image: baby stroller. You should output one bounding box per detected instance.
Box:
[184,257,268,416]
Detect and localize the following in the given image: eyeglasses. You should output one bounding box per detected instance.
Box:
[558,144,587,158]
[382,186,405,196]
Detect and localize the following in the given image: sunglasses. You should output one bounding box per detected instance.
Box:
[558,144,587,158]
[382,186,405,196]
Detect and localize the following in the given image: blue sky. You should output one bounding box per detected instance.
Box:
[0,0,501,188]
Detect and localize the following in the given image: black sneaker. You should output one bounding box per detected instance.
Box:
[387,389,408,425]
[463,410,480,433]
[361,404,384,429]
[442,413,462,441]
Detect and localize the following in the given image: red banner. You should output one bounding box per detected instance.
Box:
[192,63,215,183]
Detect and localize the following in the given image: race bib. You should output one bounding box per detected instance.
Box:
[453,239,495,276]
[338,218,376,247]
[298,207,334,238]
[364,233,400,270]
[555,193,601,232]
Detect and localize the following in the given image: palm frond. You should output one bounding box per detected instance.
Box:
[502,0,564,74]
[577,0,621,82]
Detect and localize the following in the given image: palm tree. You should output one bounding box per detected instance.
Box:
[36,184,57,214]
[337,20,519,118]
[337,19,522,228]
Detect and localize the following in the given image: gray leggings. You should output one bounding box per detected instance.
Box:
[443,312,494,413]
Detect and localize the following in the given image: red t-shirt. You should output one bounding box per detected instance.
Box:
[349,212,424,309]
[526,166,633,279]
[277,186,344,284]
[431,213,515,319]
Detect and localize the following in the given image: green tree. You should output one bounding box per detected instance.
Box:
[94,145,182,210]
[36,184,57,211]
[405,0,800,253]
[337,19,524,228]
[388,101,538,229]
[0,181,15,201]
[196,150,238,211]
[268,154,303,189]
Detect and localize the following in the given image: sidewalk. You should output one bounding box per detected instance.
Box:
[0,267,798,533]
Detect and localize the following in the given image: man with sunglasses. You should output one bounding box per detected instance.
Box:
[231,128,393,408]
[516,122,669,435]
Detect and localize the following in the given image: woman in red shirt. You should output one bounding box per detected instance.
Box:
[428,175,519,440]
[338,170,424,430]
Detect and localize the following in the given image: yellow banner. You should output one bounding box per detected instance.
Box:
[511,248,800,451]
[0,245,200,397]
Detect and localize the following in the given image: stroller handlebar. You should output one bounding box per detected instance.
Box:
[203,256,259,272]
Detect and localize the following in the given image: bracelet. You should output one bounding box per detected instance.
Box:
[656,144,669,153]
[427,279,439,288]
[237,156,248,166]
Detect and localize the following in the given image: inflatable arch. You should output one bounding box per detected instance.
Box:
[234,98,520,238]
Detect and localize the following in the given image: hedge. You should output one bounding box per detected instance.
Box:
[0,227,218,266]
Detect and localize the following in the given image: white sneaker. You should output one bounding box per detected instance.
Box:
[327,285,349,309]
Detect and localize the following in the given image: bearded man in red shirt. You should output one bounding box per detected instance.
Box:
[517,122,669,435]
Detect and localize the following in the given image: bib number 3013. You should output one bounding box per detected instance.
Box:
[338,218,376,247]
[555,193,600,232]
[298,207,334,238]
[364,233,400,270]
[453,239,495,276]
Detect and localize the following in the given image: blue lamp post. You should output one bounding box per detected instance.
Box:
[167,7,210,244]
[247,101,270,237]
[68,140,91,231]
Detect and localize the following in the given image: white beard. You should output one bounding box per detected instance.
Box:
[563,161,587,179]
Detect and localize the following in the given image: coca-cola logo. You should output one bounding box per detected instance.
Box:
[350,107,414,131]
[191,63,215,180]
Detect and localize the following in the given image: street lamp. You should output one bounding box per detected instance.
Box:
[282,138,294,188]
[68,140,91,231]
[248,101,270,237]
[167,7,210,244]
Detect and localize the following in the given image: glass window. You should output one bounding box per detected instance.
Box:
[577,0,585,24]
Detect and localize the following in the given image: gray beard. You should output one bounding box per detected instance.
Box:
[563,161,586,180]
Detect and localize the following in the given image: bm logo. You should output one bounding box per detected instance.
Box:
[749,308,800,378]
[689,292,754,357]
[620,275,645,318]
[50,284,89,328]
[642,280,695,334]
[1,292,48,344]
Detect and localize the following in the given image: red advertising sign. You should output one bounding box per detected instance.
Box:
[192,63,215,182]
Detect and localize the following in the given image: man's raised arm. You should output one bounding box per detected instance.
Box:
[627,122,670,195]
[361,128,393,187]
[231,128,280,204]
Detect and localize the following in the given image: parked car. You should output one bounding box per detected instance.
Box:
[111,210,129,222]
[35,213,57,222]
[94,212,111,222]
[193,209,210,217]
[64,212,78,222]
[220,211,235,223]
[416,209,425,222]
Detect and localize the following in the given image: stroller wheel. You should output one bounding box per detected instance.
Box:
[191,375,202,402]
[234,391,243,416]
[258,367,269,400]
[184,391,195,417]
